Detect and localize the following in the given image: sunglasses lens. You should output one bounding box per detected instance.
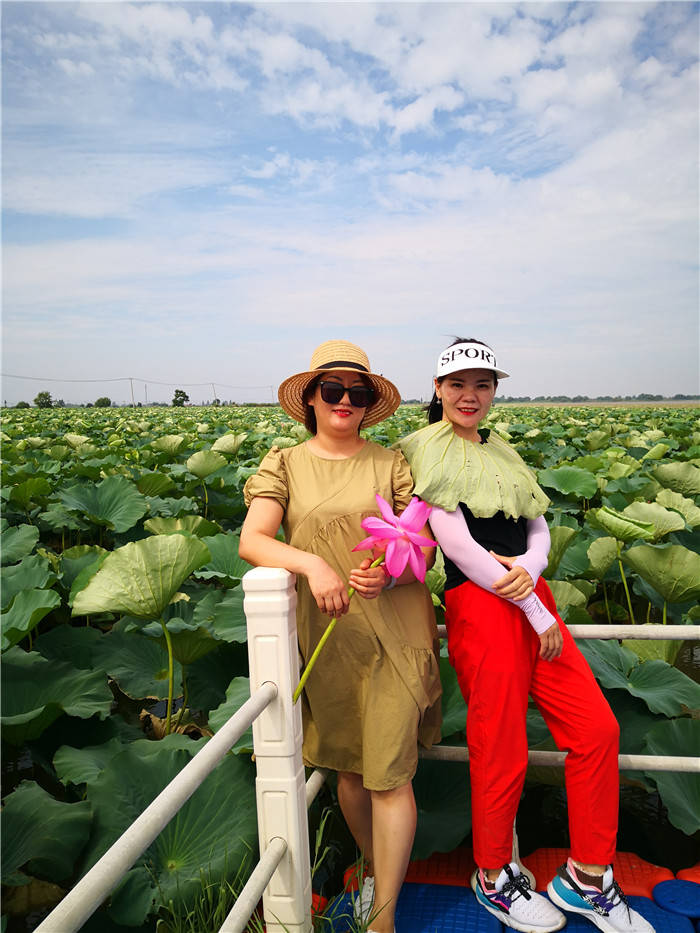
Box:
[319,383,344,404]
[349,386,374,407]
[318,382,374,408]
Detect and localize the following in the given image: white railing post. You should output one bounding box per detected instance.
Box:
[243,567,313,933]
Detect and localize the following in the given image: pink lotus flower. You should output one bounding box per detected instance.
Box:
[352,494,436,583]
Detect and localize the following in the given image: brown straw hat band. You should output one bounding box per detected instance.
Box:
[277,340,401,427]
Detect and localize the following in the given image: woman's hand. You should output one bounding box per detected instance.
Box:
[306,556,351,618]
[349,558,386,600]
[539,621,564,661]
[490,552,534,601]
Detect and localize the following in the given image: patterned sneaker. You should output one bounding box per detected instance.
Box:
[472,862,566,932]
[352,875,375,925]
[547,859,656,932]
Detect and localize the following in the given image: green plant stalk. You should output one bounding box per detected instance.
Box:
[160,618,175,735]
[293,556,384,704]
[616,543,636,625]
[202,483,209,519]
[663,601,667,625]
[603,581,611,625]
[174,670,189,732]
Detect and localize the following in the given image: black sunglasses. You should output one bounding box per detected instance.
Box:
[318,380,375,408]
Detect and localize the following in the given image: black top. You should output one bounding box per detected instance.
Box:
[441,429,528,592]
[443,505,528,592]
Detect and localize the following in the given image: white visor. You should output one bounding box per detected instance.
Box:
[436,342,509,380]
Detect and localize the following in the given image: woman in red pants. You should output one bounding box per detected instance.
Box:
[398,337,654,933]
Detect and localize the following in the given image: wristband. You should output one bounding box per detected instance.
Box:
[383,576,397,590]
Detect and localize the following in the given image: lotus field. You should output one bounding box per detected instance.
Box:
[2,403,699,930]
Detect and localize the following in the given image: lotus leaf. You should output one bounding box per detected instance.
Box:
[9,477,52,509]
[208,676,255,753]
[643,719,700,834]
[412,759,471,860]
[141,613,221,666]
[587,537,617,578]
[1,587,61,650]
[211,432,248,456]
[655,489,700,527]
[544,526,577,578]
[80,736,257,925]
[1,554,56,608]
[622,502,686,540]
[59,475,148,533]
[92,629,181,699]
[38,504,87,533]
[35,624,104,670]
[72,535,210,619]
[192,588,248,643]
[64,433,89,448]
[59,545,108,592]
[144,515,222,538]
[151,434,186,454]
[622,544,700,603]
[642,443,671,461]
[194,533,252,587]
[587,506,655,542]
[538,466,598,498]
[1,781,92,885]
[622,636,681,666]
[144,494,199,518]
[585,429,611,451]
[1,523,39,565]
[653,461,700,496]
[186,450,227,479]
[547,580,588,610]
[1,647,112,744]
[578,640,700,717]
[436,656,468,738]
[136,472,176,497]
[606,461,639,481]
[54,737,128,786]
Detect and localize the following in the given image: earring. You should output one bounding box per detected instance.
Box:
[436,398,442,405]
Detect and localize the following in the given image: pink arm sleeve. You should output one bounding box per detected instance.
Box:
[429,507,557,635]
[513,515,551,586]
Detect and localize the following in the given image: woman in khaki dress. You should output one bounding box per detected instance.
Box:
[240,340,441,933]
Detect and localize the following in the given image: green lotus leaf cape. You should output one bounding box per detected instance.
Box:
[397,421,550,519]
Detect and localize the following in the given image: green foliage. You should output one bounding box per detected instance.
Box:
[94,396,112,407]
[1,400,698,927]
[172,388,189,407]
[33,390,53,408]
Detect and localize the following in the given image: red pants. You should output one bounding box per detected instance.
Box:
[444,578,619,869]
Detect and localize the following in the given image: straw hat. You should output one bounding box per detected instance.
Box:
[277,340,401,428]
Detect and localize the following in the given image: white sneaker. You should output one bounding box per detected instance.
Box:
[547,859,656,932]
[472,862,566,931]
[352,875,375,925]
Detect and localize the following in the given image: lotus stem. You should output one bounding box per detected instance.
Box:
[174,670,189,732]
[603,581,611,625]
[293,556,384,704]
[663,601,667,625]
[202,483,208,519]
[646,602,651,624]
[616,543,636,625]
[160,618,175,735]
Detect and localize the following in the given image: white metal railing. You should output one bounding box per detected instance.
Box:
[34,681,279,933]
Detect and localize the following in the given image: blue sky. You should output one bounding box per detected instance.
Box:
[2,1,698,405]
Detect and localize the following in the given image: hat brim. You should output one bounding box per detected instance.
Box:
[278,368,401,427]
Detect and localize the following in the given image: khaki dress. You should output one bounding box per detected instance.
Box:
[244,441,442,790]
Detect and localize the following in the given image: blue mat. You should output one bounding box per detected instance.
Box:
[324,886,685,932]
[653,880,700,919]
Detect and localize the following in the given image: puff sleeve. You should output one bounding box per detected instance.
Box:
[243,446,289,511]
[391,449,416,514]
